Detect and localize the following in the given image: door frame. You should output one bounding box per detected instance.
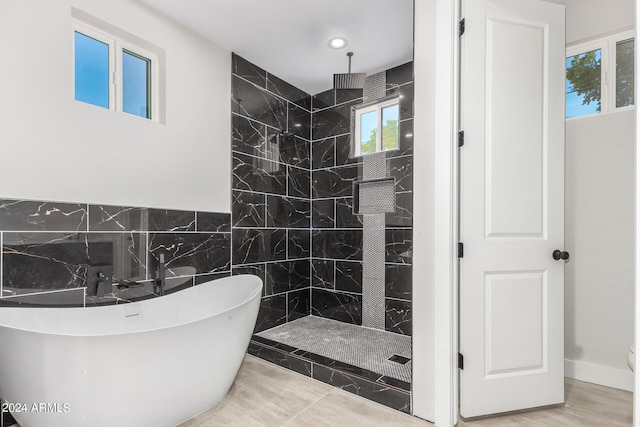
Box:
[415,0,638,426]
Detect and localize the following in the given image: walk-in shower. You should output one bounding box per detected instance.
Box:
[231,52,414,412]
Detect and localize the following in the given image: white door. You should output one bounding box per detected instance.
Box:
[459,0,566,418]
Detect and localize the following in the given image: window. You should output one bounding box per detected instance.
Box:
[73,21,157,120]
[565,31,635,119]
[352,96,400,156]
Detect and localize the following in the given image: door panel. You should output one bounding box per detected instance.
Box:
[459,0,565,418]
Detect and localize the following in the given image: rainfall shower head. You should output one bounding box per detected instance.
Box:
[333,52,366,90]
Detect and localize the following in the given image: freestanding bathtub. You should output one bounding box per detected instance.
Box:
[0,274,262,427]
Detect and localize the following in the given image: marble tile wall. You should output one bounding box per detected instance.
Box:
[231,54,313,333]
[0,199,231,306]
[310,62,414,336]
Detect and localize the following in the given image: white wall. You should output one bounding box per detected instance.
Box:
[565,110,636,390]
[563,0,635,393]
[565,0,634,44]
[0,0,231,212]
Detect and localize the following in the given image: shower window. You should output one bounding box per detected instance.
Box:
[351,96,400,156]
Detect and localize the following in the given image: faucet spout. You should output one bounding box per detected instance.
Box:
[154,252,166,296]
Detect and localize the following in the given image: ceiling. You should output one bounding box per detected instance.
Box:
[138,0,414,95]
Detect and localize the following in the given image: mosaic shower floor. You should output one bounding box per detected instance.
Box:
[257,316,412,383]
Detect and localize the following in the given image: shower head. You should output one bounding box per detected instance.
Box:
[333,52,366,90]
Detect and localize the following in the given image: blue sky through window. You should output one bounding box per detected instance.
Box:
[74,32,109,108]
[565,49,601,119]
[123,51,150,118]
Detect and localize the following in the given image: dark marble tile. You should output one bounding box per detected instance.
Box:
[266,195,309,228]
[232,191,265,228]
[312,259,334,289]
[311,288,361,324]
[288,288,311,321]
[312,101,357,140]
[266,73,311,111]
[0,288,85,307]
[194,271,232,286]
[276,133,310,169]
[149,233,231,274]
[232,53,267,88]
[388,156,413,193]
[385,192,412,227]
[288,103,311,140]
[232,75,287,131]
[288,230,310,259]
[147,209,196,232]
[312,89,335,111]
[335,134,360,165]
[196,212,231,232]
[254,294,287,333]
[312,165,360,199]
[232,264,266,293]
[385,229,412,264]
[387,82,414,121]
[248,342,312,377]
[335,197,363,228]
[2,232,145,292]
[312,365,410,413]
[232,229,286,265]
[386,61,413,87]
[385,264,412,300]
[335,261,362,293]
[312,199,334,228]
[233,152,286,196]
[335,88,363,105]
[312,229,363,261]
[88,205,143,231]
[265,260,310,295]
[386,299,412,336]
[295,350,384,383]
[312,137,335,170]
[0,199,87,232]
[232,114,267,158]
[287,166,311,199]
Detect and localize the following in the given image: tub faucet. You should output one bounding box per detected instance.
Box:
[154,252,166,296]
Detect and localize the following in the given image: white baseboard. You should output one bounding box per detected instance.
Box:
[565,359,634,392]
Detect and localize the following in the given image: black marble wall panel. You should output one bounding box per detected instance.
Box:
[0,199,232,306]
[231,54,313,329]
[287,230,310,259]
[0,200,87,231]
[266,196,310,228]
[308,61,414,337]
[312,230,363,261]
[385,299,412,336]
[311,288,362,325]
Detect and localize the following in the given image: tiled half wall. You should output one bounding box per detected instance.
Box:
[0,199,231,306]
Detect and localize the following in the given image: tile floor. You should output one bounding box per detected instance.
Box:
[180,355,633,427]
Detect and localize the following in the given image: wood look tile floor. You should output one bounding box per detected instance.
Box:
[180,355,633,427]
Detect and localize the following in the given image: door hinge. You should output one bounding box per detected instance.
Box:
[459,18,466,37]
[458,352,464,370]
[458,242,464,258]
[458,130,465,148]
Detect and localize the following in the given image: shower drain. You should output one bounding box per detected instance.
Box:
[388,354,411,365]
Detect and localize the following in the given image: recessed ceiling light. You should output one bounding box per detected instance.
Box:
[328,37,348,49]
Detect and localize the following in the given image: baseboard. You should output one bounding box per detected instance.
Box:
[565,359,634,392]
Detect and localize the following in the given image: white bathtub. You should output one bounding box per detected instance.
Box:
[0,274,262,427]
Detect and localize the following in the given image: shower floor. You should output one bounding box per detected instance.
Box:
[257,316,412,383]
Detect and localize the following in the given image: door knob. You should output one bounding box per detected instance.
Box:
[552,250,569,261]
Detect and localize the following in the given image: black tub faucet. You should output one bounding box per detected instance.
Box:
[154,252,166,296]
